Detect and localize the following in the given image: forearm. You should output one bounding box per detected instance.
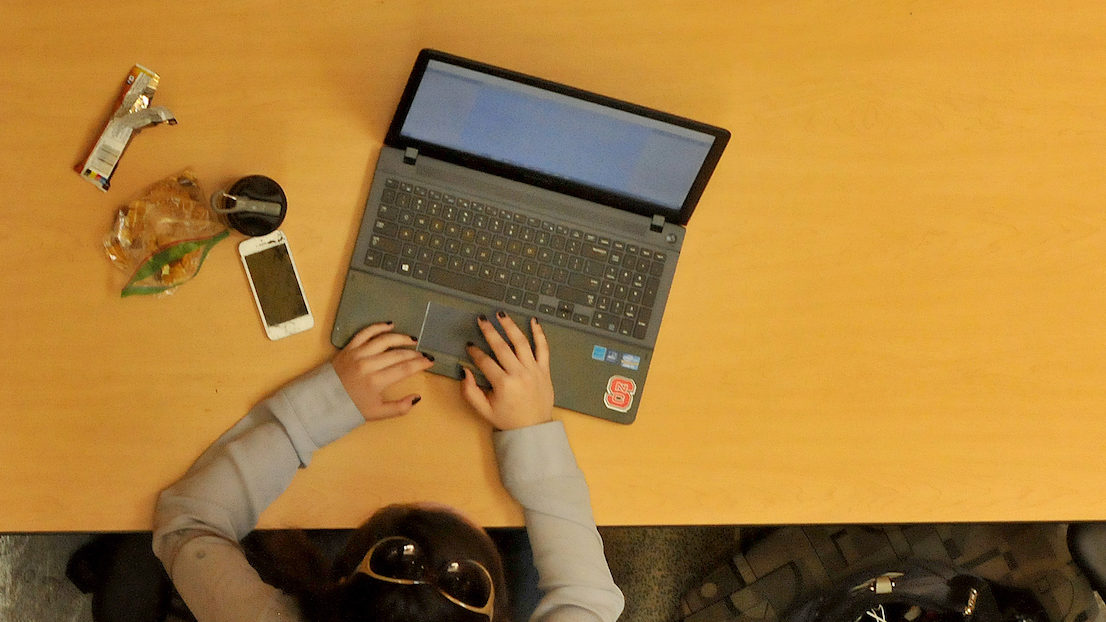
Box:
[495,422,625,622]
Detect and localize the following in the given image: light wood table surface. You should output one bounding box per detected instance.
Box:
[4,1,1106,531]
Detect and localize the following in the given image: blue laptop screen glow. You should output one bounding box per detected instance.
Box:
[400,60,716,214]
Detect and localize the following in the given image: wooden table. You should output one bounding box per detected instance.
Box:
[4,1,1106,531]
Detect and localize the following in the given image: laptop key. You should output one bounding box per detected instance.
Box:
[582,244,609,262]
[370,235,400,254]
[428,267,506,302]
[363,249,382,268]
[373,220,397,236]
[568,273,601,292]
[644,277,660,306]
[556,285,597,307]
[584,261,605,278]
[592,311,618,332]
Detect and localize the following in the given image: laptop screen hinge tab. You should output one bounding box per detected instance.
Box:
[403,147,418,165]
[650,214,666,233]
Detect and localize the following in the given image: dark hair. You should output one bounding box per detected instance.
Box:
[243,505,511,622]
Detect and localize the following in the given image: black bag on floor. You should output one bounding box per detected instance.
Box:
[679,526,1086,622]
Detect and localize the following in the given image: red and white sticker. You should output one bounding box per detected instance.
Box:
[603,376,638,413]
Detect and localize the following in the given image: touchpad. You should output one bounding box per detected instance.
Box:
[417,302,486,360]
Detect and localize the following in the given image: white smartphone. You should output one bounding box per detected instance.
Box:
[238,230,314,340]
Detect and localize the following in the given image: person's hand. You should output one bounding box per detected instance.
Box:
[461,312,554,430]
[332,322,434,422]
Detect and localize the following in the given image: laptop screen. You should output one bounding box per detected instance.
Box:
[386,50,729,225]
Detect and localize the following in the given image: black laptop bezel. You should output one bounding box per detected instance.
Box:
[384,49,730,227]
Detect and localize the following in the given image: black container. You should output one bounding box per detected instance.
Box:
[217,175,287,236]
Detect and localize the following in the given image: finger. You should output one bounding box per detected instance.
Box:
[357,348,430,374]
[495,311,535,364]
[466,342,505,383]
[477,315,519,371]
[370,354,435,388]
[353,331,420,358]
[370,394,423,421]
[531,317,550,369]
[459,368,494,420]
[345,322,395,349]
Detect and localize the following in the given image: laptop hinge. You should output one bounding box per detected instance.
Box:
[650,214,666,233]
[403,147,418,165]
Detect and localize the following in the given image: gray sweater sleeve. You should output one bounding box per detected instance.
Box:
[154,363,363,552]
[495,423,626,622]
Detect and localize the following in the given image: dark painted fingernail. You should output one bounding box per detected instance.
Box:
[456,365,467,380]
[496,310,506,318]
[412,396,422,406]
[465,341,475,348]
[410,335,418,342]
[477,314,488,322]
[422,353,435,362]
[385,320,394,325]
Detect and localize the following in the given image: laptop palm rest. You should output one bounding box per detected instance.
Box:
[332,270,647,423]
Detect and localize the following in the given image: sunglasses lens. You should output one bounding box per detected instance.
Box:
[438,560,492,608]
[369,538,425,582]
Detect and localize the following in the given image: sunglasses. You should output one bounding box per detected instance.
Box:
[355,536,495,619]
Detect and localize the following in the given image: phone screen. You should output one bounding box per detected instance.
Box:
[244,243,309,326]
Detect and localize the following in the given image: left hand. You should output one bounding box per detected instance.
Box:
[332,322,434,422]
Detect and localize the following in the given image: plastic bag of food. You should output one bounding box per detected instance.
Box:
[104,170,229,296]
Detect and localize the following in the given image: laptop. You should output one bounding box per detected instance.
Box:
[332,49,729,424]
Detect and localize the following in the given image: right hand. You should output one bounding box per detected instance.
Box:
[332,322,434,422]
[461,312,555,431]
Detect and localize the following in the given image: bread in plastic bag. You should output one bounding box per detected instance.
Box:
[104,170,229,296]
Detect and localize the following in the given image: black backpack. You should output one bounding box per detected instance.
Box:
[680,525,1093,622]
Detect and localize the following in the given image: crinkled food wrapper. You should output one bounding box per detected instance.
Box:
[104,170,228,296]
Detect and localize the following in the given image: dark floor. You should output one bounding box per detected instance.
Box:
[0,526,737,622]
[0,525,1099,622]
[602,525,741,622]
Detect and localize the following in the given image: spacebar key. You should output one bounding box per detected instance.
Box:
[428,267,506,302]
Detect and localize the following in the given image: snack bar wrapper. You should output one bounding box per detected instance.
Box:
[104,170,229,297]
[78,64,176,191]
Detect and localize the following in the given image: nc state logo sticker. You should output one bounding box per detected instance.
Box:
[603,376,637,413]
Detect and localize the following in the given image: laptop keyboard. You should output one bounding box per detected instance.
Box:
[363,178,668,340]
